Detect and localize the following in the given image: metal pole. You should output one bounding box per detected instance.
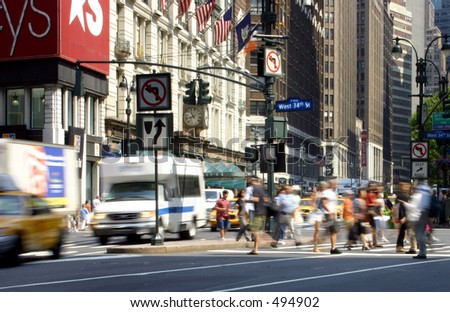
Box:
[151,148,163,245]
[266,76,275,199]
[126,95,131,156]
[417,58,427,141]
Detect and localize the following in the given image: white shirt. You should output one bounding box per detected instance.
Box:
[321,188,337,214]
[244,185,254,212]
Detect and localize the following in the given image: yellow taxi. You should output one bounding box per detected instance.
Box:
[299,198,315,220]
[336,197,344,219]
[209,198,241,231]
[0,190,66,266]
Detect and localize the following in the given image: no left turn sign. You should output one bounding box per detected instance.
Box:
[136,73,171,111]
[411,141,428,160]
[264,47,283,77]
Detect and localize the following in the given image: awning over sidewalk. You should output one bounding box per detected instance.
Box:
[204,160,246,190]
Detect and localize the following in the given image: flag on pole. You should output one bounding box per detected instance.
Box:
[196,0,216,32]
[178,0,192,18]
[160,0,167,11]
[213,7,233,45]
[235,11,256,53]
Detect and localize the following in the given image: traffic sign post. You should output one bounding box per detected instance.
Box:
[264,47,283,77]
[410,141,429,179]
[275,97,313,112]
[136,113,173,150]
[411,161,429,179]
[136,73,171,111]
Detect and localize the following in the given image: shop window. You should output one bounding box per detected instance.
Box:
[6,89,25,125]
[31,88,45,129]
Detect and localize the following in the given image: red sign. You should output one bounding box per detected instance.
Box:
[0,0,109,74]
[361,130,367,168]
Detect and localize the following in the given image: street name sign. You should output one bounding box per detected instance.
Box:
[275,98,313,112]
[425,130,450,139]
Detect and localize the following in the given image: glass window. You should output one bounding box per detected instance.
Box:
[6,89,25,125]
[178,175,201,197]
[88,97,95,135]
[31,88,45,129]
[67,90,74,128]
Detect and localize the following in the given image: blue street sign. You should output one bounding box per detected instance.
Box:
[275,98,313,112]
[425,130,450,139]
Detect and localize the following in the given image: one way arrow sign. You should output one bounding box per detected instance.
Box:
[137,113,173,149]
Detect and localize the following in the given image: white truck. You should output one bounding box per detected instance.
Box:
[0,139,79,214]
[91,155,208,245]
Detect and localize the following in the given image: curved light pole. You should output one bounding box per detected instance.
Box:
[119,75,136,156]
[392,34,450,140]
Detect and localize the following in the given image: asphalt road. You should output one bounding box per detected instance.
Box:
[1,228,450,292]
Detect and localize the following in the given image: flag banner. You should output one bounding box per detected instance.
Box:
[178,0,193,18]
[160,0,167,11]
[196,0,216,32]
[235,12,256,53]
[214,7,232,45]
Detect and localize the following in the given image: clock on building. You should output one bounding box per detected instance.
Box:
[183,105,204,127]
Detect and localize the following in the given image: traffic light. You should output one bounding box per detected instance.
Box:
[443,96,450,118]
[244,147,259,163]
[183,80,196,105]
[198,79,212,105]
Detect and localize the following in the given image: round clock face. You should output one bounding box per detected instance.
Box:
[183,106,203,127]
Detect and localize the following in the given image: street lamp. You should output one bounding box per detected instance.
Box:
[392,34,450,140]
[119,75,136,156]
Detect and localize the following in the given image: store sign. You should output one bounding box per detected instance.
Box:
[0,0,109,74]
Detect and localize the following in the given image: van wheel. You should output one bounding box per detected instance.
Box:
[99,236,108,245]
[180,219,197,240]
[210,227,217,232]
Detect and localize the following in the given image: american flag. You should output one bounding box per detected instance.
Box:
[160,0,167,11]
[214,7,232,45]
[196,0,216,32]
[178,0,192,18]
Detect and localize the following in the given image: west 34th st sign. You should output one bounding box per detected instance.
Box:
[275,98,313,112]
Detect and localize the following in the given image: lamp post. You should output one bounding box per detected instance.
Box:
[119,75,136,156]
[392,34,450,141]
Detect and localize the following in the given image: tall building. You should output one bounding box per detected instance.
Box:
[286,0,324,191]
[357,0,387,183]
[321,0,358,181]
[390,0,413,183]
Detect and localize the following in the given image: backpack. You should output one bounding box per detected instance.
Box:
[429,196,441,218]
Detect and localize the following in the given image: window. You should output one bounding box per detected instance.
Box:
[6,89,25,125]
[87,96,95,135]
[250,101,267,116]
[178,176,201,197]
[67,90,74,128]
[31,88,45,129]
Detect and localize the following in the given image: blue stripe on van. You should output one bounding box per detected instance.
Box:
[159,206,195,215]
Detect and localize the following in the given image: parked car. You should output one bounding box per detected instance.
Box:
[209,198,240,231]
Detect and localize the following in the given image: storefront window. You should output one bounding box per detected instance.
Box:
[6,89,25,125]
[31,88,45,129]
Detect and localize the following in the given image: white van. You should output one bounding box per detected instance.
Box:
[91,155,208,245]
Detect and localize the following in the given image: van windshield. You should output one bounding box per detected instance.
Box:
[105,182,156,201]
[205,191,218,201]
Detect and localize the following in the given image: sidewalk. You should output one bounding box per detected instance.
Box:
[106,232,315,255]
